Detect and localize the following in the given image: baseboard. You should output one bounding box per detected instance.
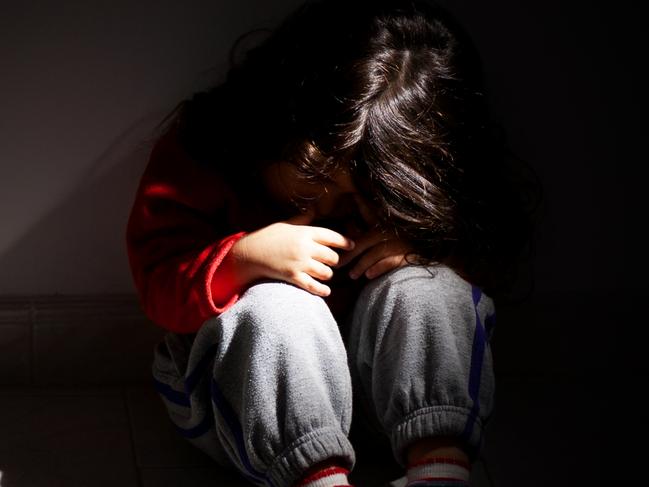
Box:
[0,295,165,386]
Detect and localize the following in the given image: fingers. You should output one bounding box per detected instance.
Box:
[348,241,391,279]
[310,227,355,251]
[364,255,407,279]
[312,244,340,267]
[285,214,355,251]
[284,257,334,298]
[337,230,386,268]
[348,239,414,279]
[293,272,331,297]
[307,259,334,281]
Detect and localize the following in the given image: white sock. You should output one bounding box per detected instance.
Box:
[296,466,352,487]
[406,457,470,485]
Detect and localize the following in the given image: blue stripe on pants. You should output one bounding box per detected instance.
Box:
[461,286,487,448]
[210,378,270,485]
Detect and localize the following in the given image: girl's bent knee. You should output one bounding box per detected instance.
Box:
[361,264,465,299]
[239,281,330,318]
[355,264,471,320]
[224,280,340,347]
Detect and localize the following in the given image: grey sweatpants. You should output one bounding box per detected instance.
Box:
[151,265,495,487]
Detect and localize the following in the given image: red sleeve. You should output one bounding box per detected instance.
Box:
[126,124,246,333]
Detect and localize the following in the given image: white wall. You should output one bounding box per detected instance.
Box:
[0,0,644,299]
[0,0,303,294]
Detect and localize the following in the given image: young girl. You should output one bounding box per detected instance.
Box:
[126,1,535,486]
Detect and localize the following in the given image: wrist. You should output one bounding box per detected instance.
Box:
[227,233,266,286]
[210,234,263,307]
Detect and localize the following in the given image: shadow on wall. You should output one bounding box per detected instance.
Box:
[0,112,169,295]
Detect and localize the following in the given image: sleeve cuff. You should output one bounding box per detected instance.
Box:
[205,231,248,316]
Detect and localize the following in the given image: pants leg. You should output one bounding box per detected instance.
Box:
[346,264,496,466]
[152,281,355,487]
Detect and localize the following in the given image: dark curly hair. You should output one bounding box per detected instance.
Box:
[159,0,540,300]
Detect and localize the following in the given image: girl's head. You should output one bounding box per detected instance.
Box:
[171,0,539,298]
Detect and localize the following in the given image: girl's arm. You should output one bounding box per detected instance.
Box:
[126,126,355,334]
[216,210,355,302]
[126,125,247,334]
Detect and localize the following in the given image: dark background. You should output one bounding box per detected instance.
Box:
[439,1,647,481]
[0,0,646,484]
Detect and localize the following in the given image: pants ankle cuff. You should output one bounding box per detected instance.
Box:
[267,427,355,487]
[391,405,483,466]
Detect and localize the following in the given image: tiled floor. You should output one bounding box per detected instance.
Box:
[0,296,494,486]
[1,375,617,487]
[0,384,495,487]
[2,295,641,485]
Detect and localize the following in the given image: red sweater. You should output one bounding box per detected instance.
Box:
[126,124,249,333]
[126,124,365,333]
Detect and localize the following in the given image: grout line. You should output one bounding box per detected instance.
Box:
[122,386,145,487]
[28,298,35,385]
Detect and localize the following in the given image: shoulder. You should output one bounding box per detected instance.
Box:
[139,123,236,213]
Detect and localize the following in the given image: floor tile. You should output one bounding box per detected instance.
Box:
[481,375,603,486]
[33,317,163,385]
[0,324,31,385]
[0,389,138,487]
[0,386,121,397]
[470,461,493,487]
[0,300,31,386]
[125,386,213,468]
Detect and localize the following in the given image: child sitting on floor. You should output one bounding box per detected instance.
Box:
[126,1,536,485]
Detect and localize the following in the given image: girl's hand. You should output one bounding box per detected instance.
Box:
[231,210,355,297]
[337,229,420,280]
